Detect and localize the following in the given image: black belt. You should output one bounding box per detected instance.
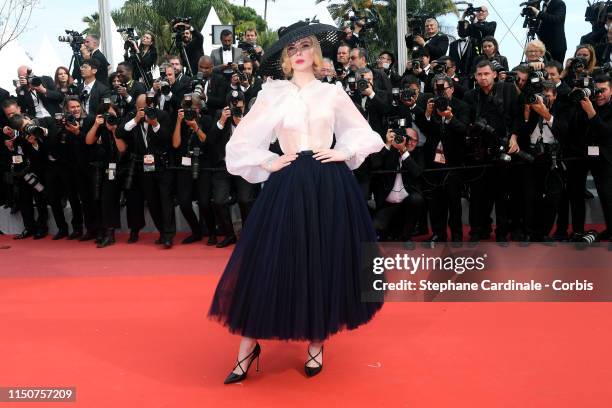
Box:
[297,150,314,156]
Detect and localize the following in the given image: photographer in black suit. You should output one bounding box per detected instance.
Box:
[15,66,63,118]
[153,59,192,120]
[418,75,470,243]
[172,93,217,246]
[565,75,612,244]
[116,62,147,111]
[76,59,111,116]
[173,20,204,76]
[122,94,175,248]
[371,127,424,241]
[350,67,391,203]
[463,61,522,242]
[207,90,257,248]
[527,0,567,64]
[196,55,230,112]
[405,18,449,61]
[519,81,568,242]
[3,100,53,239]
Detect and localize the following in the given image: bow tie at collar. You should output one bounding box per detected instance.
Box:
[222,45,232,51]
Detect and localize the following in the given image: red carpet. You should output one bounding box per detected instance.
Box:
[0,233,611,407]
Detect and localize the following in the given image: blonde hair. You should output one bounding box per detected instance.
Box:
[281,35,323,78]
[574,44,597,73]
[524,40,546,56]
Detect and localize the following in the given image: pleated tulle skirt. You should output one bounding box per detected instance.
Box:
[207,151,383,341]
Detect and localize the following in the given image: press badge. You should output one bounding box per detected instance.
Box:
[434,142,446,164]
[181,156,192,166]
[12,155,23,164]
[143,154,155,172]
[108,162,117,180]
[588,146,600,157]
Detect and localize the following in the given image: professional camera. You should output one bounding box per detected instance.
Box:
[584,1,612,24]
[158,73,171,95]
[191,72,207,98]
[569,57,589,73]
[356,78,370,92]
[54,113,78,127]
[346,75,357,93]
[234,63,249,83]
[171,17,192,33]
[490,59,506,73]
[238,40,261,62]
[23,124,45,139]
[432,59,447,75]
[346,7,380,30]
[522,69,548,104]
[409,59,422,71]
[388,117,410,144]
[466,119,496,161]
[568,84,604,104]
[520,0,541,17]
[520,0,542,35]
[406,12,432,38]
[58,29,85,51]
[103,112,119,126]
[401,88,418,103]
[391,87,401,106]
[455,2,484,17]
[433,83,450,112]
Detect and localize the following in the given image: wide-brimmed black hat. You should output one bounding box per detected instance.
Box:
[259,20,342,79]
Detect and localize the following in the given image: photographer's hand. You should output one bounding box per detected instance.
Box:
[528,6,540,17]
[425,99,434,119]
[362,82,374,97]
[580,97,597,119]
[33,84,47,95]
[385,129,395,148]
[3,126,15,137]
[231,73,240,87]
[438,106,453,120]
[531,96,552,121]
[94,114,104,128]
[508,134,520,154]
[134,108,146,123]
[219,106,231,126]
[414,36,425,47]
[65,122,80,135]
[177,109,185,123]
[26,135,38,148]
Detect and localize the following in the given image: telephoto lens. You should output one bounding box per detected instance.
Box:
[144,107,157,120]
[230,106,243,118]
[191,147,200,180]
[103,113,119,126]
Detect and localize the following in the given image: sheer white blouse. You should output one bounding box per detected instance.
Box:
[225,78,385,183]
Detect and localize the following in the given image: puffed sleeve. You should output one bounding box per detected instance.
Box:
[225,86,280,183]
[332,85,385,170]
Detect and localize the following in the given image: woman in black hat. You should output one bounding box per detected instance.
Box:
[207,20,385,383]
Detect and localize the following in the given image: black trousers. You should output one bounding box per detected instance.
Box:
[175,167,216,237]
[46,161,83,232]
[522,161,563,237]
[468,166,512,239]
[424,168,463,239]
[126,169,176,240]
[211,168,258,237]
[17,177,48,233]
[373,192,424,240]
[100,176,122,230]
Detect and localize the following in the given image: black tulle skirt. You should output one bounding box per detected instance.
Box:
[207,151,384,341]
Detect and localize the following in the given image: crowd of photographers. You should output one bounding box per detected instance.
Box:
[1,1,612,250]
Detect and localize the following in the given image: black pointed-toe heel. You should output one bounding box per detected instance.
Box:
[304,345,324,378]
[224,342,261,384]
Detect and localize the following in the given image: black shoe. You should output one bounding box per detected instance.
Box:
[68,230,83,240]
[154,236,163,245]
[33,230,48,240]
[52,229,69,240]
[14,229,34,240]
[182,234,202,244]
[206,236,218,246]
[162,238,173,249]
[304,345,324,378]
[97,229,115,248]
[496,234,509,247]
[79,231,96,242]
[216,235,237,248]
[224,342,261,384]
[127,229,139,244]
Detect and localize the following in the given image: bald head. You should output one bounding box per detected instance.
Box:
[17,66,30,77]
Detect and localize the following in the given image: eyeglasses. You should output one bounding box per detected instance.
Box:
[287,40,313,57]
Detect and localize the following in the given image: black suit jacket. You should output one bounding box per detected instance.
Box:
[77,81,111,116]
[0,87,10,128]
[418,97,470,167]
[457,20,496,43]
[203,73,229,112]
[16,76,63,118]
[518,101,568,150]
[371,146,423,208]
[416,32,449,61]
[206,112,236,167]
[122,108,172,161]
[184,31,204,75]
[536,0,567,62]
